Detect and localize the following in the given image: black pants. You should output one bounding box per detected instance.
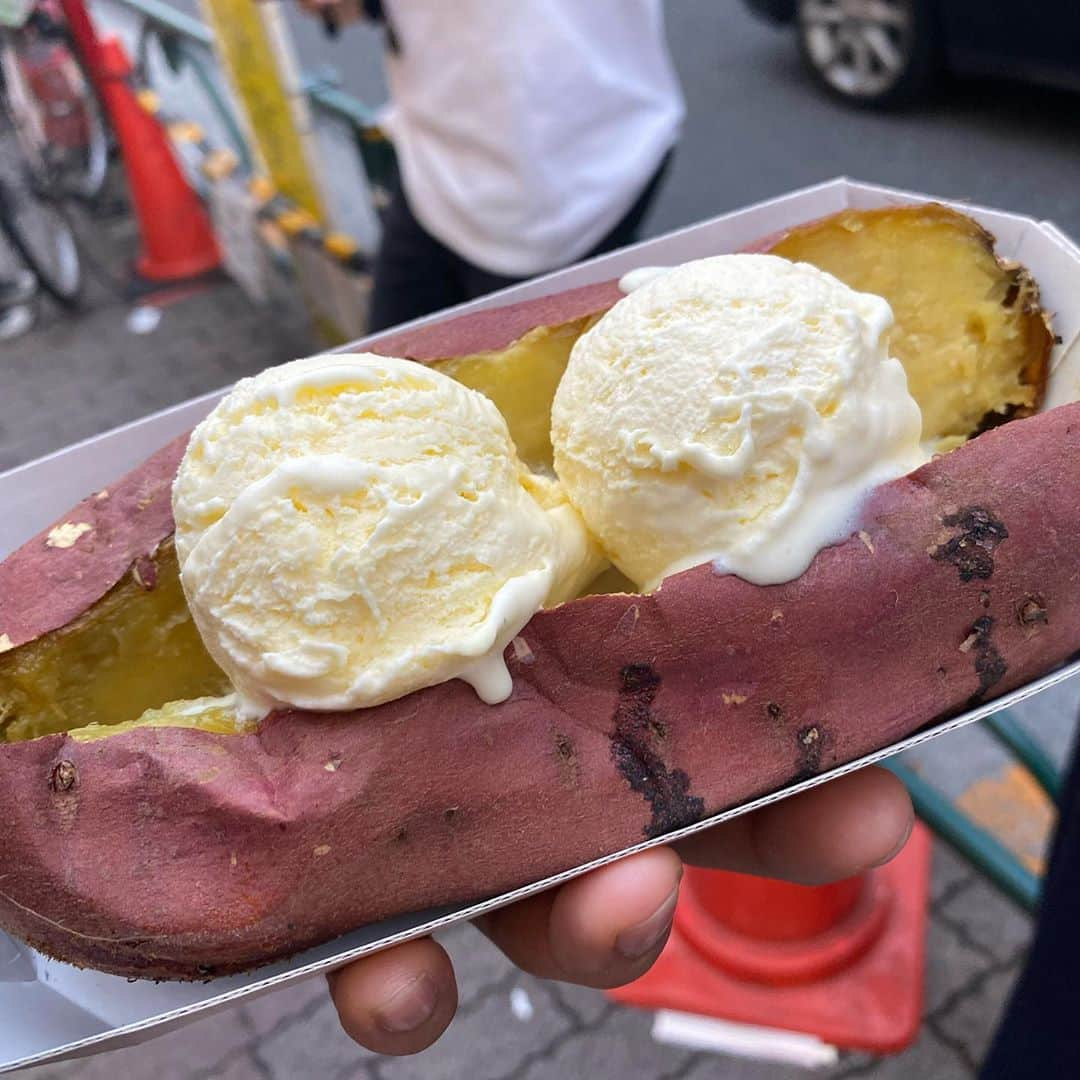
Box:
[980,727,1080,1075]
[368,152,673,334]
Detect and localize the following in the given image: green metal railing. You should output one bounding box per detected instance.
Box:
[886,761,1043,913]
[112,0,381,124]
[886,707,1062,915]
[984,709,1063,804]
[112,0,392,187]
[117,0,211,46]
[134,7,253,171]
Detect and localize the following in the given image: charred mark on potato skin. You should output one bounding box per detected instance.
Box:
[795,725,826,782]
[49,760,77,792]
[766,702,784,722]
[965,616,1008,707]
[974,406,1023,438]
[1017,595,1049,636]
[931,507,1009,582]
[620,663,659,693]
[554,732,580,788]
[611,663,704,839]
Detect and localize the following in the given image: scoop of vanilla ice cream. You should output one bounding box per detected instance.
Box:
[173,353,601,717]
[551,254,927,590]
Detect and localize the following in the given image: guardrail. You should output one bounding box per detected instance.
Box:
[111,0,383,132]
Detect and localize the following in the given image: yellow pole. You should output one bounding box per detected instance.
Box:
[198,0,326,220]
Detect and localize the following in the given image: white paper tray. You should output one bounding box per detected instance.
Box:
[2,178,1079,1073]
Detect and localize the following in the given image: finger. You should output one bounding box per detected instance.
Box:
[328,937,457,1056]
[675,766,914,884]
[475,845,683,989]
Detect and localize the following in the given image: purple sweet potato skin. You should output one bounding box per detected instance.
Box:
[0,403,1078,978]
[0,434,188,650]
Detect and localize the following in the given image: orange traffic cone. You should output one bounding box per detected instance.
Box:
[609,823,932,1054]
[96,36,220,282]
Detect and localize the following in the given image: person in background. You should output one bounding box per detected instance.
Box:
[300,0,685,332]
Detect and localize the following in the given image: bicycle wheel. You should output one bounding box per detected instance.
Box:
[0,26,108,202]
[0,137,81,306]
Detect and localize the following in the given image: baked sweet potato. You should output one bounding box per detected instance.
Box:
[764,204,1054,450]
[0,209,1075,980]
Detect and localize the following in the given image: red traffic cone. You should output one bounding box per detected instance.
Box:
[96,36,220,282]
[608,823,931,1054]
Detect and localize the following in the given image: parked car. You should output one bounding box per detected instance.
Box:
[744,0,1080,108]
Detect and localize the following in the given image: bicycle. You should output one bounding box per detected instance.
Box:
[0,0,113,307]
[0,123,82,309]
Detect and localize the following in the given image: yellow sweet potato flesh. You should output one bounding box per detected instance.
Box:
[768,205,1051,450]
[0,540,230,742]
[69,695,255,742]
[432,316,600,470]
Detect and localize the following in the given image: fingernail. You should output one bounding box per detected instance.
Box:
[373,972,439,1033]
[614,887,680,961]
[871,814,916,869]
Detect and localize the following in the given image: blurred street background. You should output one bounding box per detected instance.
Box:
[5,1,1080,1077]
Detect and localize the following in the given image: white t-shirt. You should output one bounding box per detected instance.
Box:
[377,0,685,277]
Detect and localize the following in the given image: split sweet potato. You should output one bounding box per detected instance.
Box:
[0,206,1074,979]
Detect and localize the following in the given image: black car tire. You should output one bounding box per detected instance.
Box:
[796,0,940,109]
